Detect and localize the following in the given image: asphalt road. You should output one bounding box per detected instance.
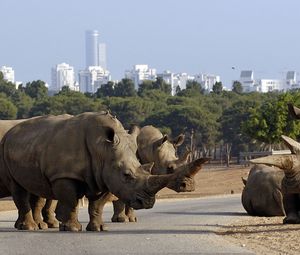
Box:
[0,194,254,255]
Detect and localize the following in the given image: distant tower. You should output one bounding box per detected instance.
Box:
[98,43,107,70]
[85,30,107,69]
[85,30,100,67]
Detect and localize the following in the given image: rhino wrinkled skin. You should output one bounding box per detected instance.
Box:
[241,164,285,216]
[111,125,208,223]
[250,134,300,224]
[0,112,201,231]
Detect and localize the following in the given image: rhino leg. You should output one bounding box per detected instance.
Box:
[11,180,38,231]
[86,192,112,231]
[283,193,300,224]
[29,195,48,229]
[52,179,82,232]
[125,205,137,222]
[112,199,127,222]
[42,199,59,228]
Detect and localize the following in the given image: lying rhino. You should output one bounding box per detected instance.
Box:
[241,164,285,216]
[0,112,201,231]
[111,125,205,223]
[250,135,300,224]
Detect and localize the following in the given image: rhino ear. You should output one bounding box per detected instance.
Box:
[129,125,140,138]
[142,162,154,174]
[103,126,119,144]
[172,134,185,147]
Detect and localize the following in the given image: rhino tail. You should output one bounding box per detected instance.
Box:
[241,177,247,186]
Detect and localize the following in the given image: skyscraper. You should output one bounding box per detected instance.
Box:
[51,63,77,91]
[85,30,106,69]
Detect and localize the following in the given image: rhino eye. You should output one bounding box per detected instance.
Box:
[123,171,135,182]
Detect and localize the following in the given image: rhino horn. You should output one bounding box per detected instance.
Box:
[281,135,300,154]
[288,103,300,120]
[250,154,298,175]
[174,157,209,177]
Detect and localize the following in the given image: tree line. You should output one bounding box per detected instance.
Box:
[1,72,300,164]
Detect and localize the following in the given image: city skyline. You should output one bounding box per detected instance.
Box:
[1,0,300,88]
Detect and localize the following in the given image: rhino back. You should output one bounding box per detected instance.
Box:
[242,164,285,216]
[0,119,29,139]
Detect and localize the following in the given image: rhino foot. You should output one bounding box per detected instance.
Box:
[18,221,39,231]
[128,216,137,222]
[46,219,59,228]
[283,215,300,224]
[36,221,48,230]
[111,214,128,222]
[59,222,82,232]
[86,222,108,231]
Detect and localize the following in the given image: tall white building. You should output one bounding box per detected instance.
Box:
[194,73,220,92]
[125,65,157,90]
[78,66,111,93]
[0,66,15,83]
[51,63,77,91]
[85,30,107,69]
[239,70,257,92]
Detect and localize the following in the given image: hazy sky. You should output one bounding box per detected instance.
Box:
[1,0,300,88]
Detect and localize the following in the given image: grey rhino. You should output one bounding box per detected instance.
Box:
[0,118,59,229]
[0,111,201,231]
[241,164,285,216]
[111,125,207,223]
[250,135,300,224]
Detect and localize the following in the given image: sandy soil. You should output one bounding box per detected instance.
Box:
[2,164,299,254]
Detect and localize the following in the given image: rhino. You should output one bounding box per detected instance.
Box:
[241,164,285,216]
[111,125,204,223]
[250,135,300,224]
[0,112,204,231]
[0,118,65,229]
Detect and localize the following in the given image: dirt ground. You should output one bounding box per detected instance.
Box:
[1,164,299,254]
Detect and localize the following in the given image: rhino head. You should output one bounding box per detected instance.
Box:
[150,133,188,175]
[89,121,203,210]
[250,135,300,193]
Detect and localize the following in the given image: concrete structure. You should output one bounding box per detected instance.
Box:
[78,66,111,93]
[125,65,157,90]
[258,79,284,93]
[0,66,15,83]
[285,71,300,90]
[239,70,256,92]
[85,30,107,69]
[51,63,77,91]
[194,73,220,92]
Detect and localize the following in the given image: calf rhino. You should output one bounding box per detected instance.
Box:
[111,125,206,223]
[241,164,285,216]
[0,112,201,231]
[250,135,300,224]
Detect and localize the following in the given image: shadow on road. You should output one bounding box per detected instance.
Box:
[156,211,247,216]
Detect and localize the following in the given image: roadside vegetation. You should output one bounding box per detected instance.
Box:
[1,72,300,165]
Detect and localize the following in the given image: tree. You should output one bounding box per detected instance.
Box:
[25,80,48,99]
[212,82,223,94]
[232,81,243,94]
[95,81,115,98]
[114,79,137,97]
[0,97,17,119]
[11,90,34,118]
[242,93,300,150]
